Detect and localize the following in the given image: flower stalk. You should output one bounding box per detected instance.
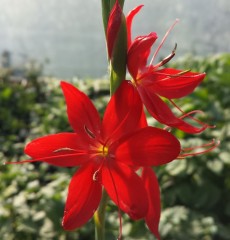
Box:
[106,0,127,95]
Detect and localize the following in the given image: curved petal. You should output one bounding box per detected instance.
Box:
[102,81,143,143]
[128,32,157,79]
[62,163,102,230]
[61,81,101,138]
[115,127,180,166]
[142,167,161,240]
[102,162,148,220]
[138,86,208,134]
[106,0,123,59]
[126,5,143,48]
[24,133,90,167]
[145,68,206,99]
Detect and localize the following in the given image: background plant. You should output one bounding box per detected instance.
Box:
[0,53,229,239]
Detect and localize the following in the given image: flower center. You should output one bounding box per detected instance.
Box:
[131,78,142,87]
[97,145,109,157]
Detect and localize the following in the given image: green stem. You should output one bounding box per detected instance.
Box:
[94,189,109,240]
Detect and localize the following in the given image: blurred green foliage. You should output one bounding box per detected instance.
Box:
[0,53,230,240]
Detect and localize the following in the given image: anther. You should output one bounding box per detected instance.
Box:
[53,147,76,153]
[84,125,96,139]
[153,43,177,69]
[93,169,100,182]
[169,68,191,78]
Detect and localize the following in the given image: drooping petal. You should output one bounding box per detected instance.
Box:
[61,81,101,137]
[128,32,157,79]
[62,163,102,230]
[126,5,143,48]
[106,0,123,59]
[114,127,180,166]
[138,86,208,134]
[145,68,206,99]
[102,162,148,220]
[23,133,90,167]
[102,81,143,143]
[142,167,161,240]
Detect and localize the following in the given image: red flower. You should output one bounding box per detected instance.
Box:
[126,6,210,134]
[9,81,180,232]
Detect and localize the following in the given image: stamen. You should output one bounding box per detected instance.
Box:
[178,139,220,158]
[93,169,100,182]
[168,69,191,78]
[84,125,96,139]
[150,70,207,80]
[150,19,179,66]
[93,160,106,182]
[53,147,77,153]
[152,43,177,69]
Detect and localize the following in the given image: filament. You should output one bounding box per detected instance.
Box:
[150,19,179,66]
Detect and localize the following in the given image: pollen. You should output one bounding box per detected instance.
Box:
[98,145,109,157]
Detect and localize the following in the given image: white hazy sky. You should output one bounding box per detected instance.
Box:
[0,0,229,78]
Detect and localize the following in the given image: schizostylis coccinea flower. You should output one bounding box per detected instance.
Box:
[7,81,180,238]
[125,5,213,134]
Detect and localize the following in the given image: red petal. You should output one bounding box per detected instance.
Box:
[23,133,89,167]
[62,163,102,230]
[142,167,161,240]
[25,133,84,158]
[102,162,148,220]
[146,68,206,99]
[106,0,123,59]
[126,5,143,48]
[102,81,143,143]
[128,32,157,79]
[61,81,101,138]
[115,127,180,166]
[138,86,208,133]
[138,107,148,128]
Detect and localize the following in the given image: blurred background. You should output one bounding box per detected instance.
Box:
[0,0,229,78]
[0,0,230,239]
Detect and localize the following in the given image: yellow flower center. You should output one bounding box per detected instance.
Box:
[98,145,109,157]
[131,77,142,87]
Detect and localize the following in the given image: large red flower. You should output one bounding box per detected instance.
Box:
[126,5,210,134]
[8,81,180,232]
